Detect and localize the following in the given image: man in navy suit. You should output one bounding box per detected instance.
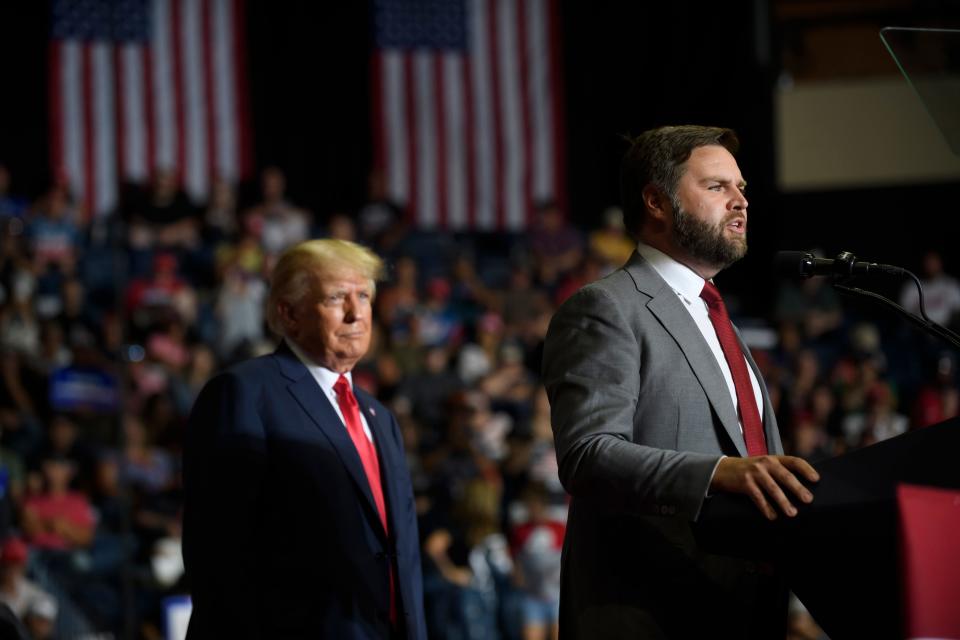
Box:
[183,239,426,639]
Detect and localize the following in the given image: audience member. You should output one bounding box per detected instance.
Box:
[527,202,583,288]
[243,166,310,260]
[0,537,55,621]
[2,164,959,639]
[899,249,960,328]
[20,454,95,552]
[127,168,200,252]
[587,206,634,271]
[510,482,564,640]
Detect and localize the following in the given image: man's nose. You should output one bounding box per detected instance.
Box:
[731,189,748,211]
[343,294,359,321]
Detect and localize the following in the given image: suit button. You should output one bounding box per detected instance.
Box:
[375,552,387,560]
[667,506,676,515]
[660,505,670,515]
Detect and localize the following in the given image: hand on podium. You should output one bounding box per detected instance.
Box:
[710,456,820,520]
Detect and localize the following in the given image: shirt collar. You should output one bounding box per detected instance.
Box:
[636,242,708,303]
[285,339,353,392]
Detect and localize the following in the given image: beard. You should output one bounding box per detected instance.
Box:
[672,201,747,269]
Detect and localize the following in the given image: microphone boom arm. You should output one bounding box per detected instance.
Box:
[832,283,960,352]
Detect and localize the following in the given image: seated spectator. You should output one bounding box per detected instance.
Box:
[20,454,95,552]
[326,212,357,242]
[33,321,71,375]
[415,277,463,348]
[841,381,908,448]
[169,344,218,417]
[553,254,603,306]
[0,537,56,622]
[126,168,200,252]
[215,266,267,359]
[0,287,40,359]
[201,178,239,245]
[422,478,512,640]
[912,352,960,428]
[500,264,547,336]
[588,206,634,271]
[479,342,536,412]
[376,255,420,346]
[116,413,174,495]
[775,268,843,341]
[457,312,504,386]
[26,185,81,279]
[790,412,836,463]
[30,414,96,491]
[503,387,564,502]
[510,481,564,640]
[527,201,583,288]
[450,254,501,325]
[53,278,99,358]
[243,166,310,261]
[397,346,464,444]
[146,318,190,373]
[899,249,960,328]
[125,252,197,329]
[357,169,404,249]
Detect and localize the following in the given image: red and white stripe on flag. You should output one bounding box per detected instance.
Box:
[372,0,565,232]
[49,0,252,219]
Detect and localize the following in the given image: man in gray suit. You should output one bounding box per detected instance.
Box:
[542,125,820,639]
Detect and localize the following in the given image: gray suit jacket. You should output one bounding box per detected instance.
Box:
[542,252,786,639]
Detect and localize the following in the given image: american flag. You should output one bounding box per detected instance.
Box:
[371,0,565,231]
[49,0,252,219]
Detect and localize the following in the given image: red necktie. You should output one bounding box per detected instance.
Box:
[334,375,389,531]
[333,375,396,624]
[700,282,768,457]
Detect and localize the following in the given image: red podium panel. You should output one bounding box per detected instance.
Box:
[899,484,960,640]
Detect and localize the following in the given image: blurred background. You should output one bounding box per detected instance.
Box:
[2,1,960,638]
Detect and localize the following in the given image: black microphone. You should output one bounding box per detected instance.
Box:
[775,251,906,279]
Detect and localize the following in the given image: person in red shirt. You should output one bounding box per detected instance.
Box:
[20,454,95,551]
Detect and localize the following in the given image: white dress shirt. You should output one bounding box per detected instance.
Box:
[637,242,764,438]
[287,340,374,442]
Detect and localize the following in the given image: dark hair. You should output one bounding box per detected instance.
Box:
[619,125,739,239]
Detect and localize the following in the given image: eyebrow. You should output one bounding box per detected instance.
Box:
[700,177,747,189]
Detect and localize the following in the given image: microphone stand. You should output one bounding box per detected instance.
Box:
[831,280,960,352]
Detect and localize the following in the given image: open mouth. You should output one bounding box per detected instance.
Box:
[726,218,746,234]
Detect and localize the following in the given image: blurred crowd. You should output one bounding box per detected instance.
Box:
[1,160,959,639]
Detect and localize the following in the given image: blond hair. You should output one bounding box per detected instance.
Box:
[266,239,384,336]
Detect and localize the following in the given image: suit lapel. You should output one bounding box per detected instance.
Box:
[275,344,387,539]
[625,254,748,456]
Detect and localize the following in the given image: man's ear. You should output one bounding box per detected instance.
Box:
[641,185,670,222]
[277,301,296,332]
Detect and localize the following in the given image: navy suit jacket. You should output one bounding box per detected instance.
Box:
[183,342,426,639]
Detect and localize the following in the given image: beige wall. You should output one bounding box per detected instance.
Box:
[776,77,960,191]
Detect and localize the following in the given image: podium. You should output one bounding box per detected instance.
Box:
[694,418,960,639]
[697,27,960,638]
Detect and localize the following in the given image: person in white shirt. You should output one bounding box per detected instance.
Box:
[542,125,819,639]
